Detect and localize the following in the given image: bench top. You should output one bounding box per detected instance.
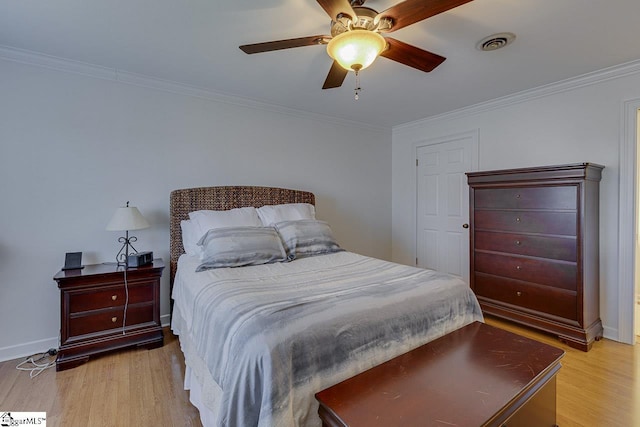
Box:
[315,321,564,427]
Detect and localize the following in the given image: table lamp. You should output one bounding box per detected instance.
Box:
[106,201,149,266]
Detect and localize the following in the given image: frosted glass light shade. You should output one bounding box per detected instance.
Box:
[327,29,386,71]
[106,206,150,231]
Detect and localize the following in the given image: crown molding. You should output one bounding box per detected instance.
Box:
[395,58,640,133]
[0,45,389,133]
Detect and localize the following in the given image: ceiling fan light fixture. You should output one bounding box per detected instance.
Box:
[327,29,386,71]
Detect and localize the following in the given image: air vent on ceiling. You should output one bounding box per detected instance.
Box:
[476,32,516,51]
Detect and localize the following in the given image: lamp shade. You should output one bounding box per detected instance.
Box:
[327,29,386,71]
[106,206,150,231]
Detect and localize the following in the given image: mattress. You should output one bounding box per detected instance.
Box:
[171,251,483,427]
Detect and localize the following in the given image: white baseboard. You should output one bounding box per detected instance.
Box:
[161,314,171,328]
[0,336,59,364]
[602,325,618,342]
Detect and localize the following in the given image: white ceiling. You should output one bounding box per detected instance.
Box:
[2,0,640,128]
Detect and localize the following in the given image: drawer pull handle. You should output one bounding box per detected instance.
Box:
[111,295,117,301]
[515,240,521,245]
[515,217,521,223]
[516,194,521,199]
[516,265,522,270]
[111,317,118,323]
[516,291,522,297]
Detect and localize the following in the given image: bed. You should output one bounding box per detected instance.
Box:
[169,186,483,427]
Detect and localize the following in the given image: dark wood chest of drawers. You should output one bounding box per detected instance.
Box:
[467,163,603,351]
[53,259,164,370]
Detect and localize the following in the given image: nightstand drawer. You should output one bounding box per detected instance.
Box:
[68,304,155,338]
[474,273,577,321]
[474,186,577,210]
[69,283,155,313]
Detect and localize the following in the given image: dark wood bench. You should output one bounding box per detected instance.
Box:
[315,321,564,427]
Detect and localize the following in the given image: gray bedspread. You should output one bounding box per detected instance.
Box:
[172,251,483,427]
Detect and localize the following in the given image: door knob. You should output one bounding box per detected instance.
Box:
[462,223,469,229]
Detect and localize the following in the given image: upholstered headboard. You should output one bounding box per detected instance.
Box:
[169,186,315,288]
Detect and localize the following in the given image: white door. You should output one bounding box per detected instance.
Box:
[416,132,477,283]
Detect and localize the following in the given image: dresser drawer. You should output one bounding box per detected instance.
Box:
[474,273,577,320]
[68,283,155,313]
[474,186,577,210]
[475,231,577,262]
[475,210,576,235]
[475,252,577,291]
[68,304,155,338]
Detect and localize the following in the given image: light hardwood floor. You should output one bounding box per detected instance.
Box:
[484,317,640,427]
[0,330,202,426]
[0,320,638,426]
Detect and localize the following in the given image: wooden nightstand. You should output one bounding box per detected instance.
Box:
[53,259,164,371]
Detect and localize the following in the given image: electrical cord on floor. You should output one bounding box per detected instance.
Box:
[16,349,57,378]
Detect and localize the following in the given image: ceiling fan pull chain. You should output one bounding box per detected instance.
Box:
[354,70,361,100]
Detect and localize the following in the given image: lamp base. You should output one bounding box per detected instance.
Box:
[115,231,140,268]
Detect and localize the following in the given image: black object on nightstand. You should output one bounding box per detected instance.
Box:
[53,259,165,371]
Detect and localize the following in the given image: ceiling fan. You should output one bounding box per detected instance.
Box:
[240,0,474,95]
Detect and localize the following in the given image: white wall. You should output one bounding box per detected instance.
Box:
[0,56,391,361]
[392,64,640,342]
[636,108,640,338]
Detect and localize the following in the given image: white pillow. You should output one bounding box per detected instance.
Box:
[188,207,262,241]
[180,220,203,258]
[256,203,316,226]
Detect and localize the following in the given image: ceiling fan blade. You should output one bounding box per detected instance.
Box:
[240,35,329,54]
[322,61,349,89]
[377,0,474,33]
[380,37,446,72]
[316,0,357,21]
